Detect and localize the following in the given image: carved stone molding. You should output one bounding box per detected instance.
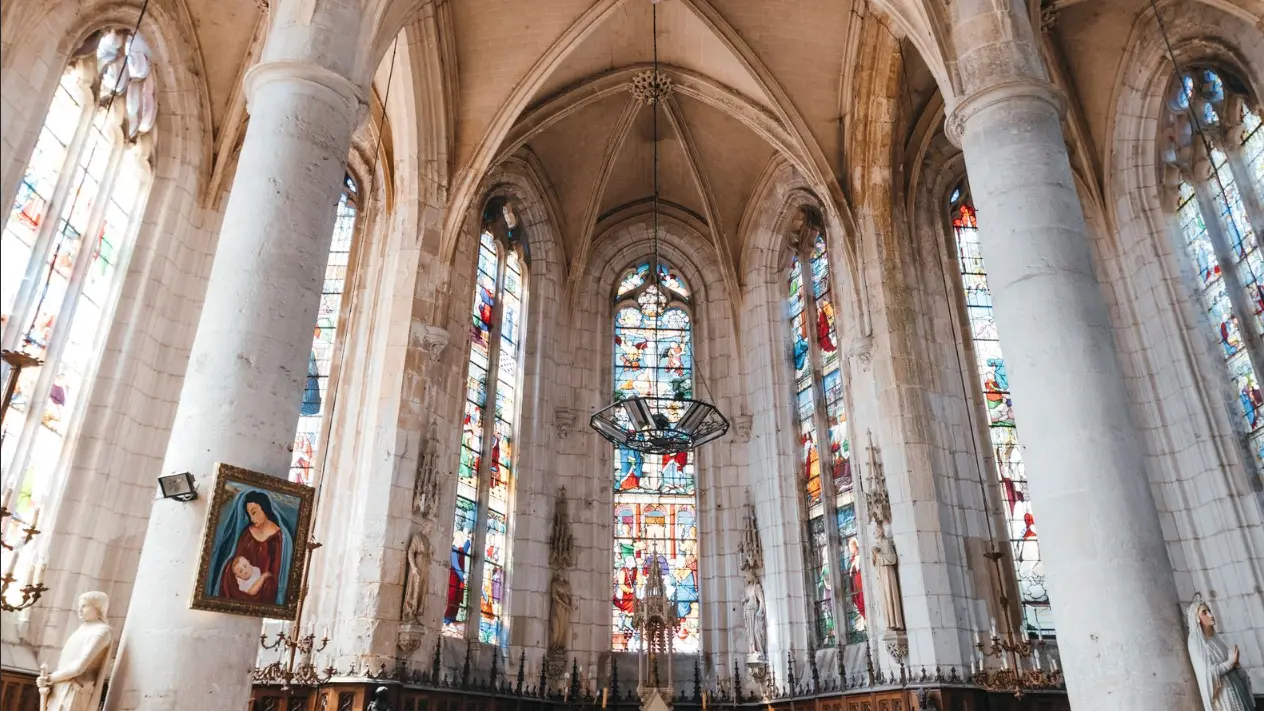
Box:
[944,79,1067,148]
[629,69,673,105]
[733,414,753,443]
[398,624,426,656]
[419,325,449,363]
[554,407,577,440]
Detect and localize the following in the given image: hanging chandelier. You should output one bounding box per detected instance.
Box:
[590,0,728,455]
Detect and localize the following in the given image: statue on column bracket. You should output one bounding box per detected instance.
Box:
[1186,595,1253,711]
[37,591,113,711]
[547,488,576,675]
[413,418,441,520]
[399,521,435,656]
[862,432,906,650]
[738,497,767,665]
[870,524,905,633]
[401,525,434,625]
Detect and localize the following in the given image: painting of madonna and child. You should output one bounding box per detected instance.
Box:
[190,464,314,619]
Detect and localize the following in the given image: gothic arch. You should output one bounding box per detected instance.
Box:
[1102,0,1264,656]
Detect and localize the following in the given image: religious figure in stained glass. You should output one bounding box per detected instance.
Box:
[289,175,358,484]
[610,259,700,653]
[784,214,866,646]
[1160,67,1264,470]
[950,191,1053,637]
[443,220,528,645]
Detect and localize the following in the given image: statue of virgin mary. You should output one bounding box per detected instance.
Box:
[1186,598,1253,711]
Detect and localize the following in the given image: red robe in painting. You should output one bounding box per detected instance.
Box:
[219,527,283,603]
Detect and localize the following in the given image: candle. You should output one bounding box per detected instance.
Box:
[33,559,45,586]
[1032,647,1042,671]
[702,691,708,711]
[989,618,997,639]
[1001,653,1009,671]
[602,687,608,709]
[28,506,40,531]
[1051,658,1059,673]
[1,486,12,512]
[2,549,17,578]
[323,625,329,640]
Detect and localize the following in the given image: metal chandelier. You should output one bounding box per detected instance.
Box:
[589,0,728,455]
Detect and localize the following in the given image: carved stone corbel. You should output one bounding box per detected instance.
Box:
[554,407,577,440]
[733,414,753,443]
[418,325,449,363]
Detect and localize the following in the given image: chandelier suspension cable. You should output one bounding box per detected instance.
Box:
[1149,0,1264,290]
[651,0,662,408]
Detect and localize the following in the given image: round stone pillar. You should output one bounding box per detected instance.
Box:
[103,59,364,710]
[945,65,1199,711]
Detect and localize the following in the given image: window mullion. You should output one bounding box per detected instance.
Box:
[466,245,507,642]
[5,140,126,490]
[2,79,98,352]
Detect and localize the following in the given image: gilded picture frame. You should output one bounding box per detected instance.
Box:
[190,463,314,619]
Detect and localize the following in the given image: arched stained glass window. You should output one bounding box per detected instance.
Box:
[611,260,700,653]
[786,215,865,647]
[288,174,358,484]
[949,191,1053,637]
[1161,67,1264,468]
[0,29,157,520]
[443,225,527,645]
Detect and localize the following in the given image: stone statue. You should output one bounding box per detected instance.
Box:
[37,591,113,711]
[742,575,767,657]
[401,529,432,624]
[871,525,905,632]
[1186,597,1253,711]
[367,685,393,711]
[413,422,440,519]
[548,572,573,655]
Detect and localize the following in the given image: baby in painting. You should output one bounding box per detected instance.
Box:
[231,555,271,596]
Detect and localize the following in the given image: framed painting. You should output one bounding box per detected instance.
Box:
[190,463,314,619]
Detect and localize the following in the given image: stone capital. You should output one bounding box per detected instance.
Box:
[243,60,368,124]
[944,79,1066,148]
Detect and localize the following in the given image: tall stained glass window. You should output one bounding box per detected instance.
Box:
[1161,67,1264,468]
[949,191,1053,637]
[611,260,701,653]
[289,175,358,484]
[0,29,157,522]
[785,216,865,647]
[443,225,527,645]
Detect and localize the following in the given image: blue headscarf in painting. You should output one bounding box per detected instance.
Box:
[206,486,298,605]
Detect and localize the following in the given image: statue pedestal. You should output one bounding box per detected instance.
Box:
[544,652,568,683]
[397,624,428,658]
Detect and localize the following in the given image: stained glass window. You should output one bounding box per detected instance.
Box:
[0,29,157,525]
[289,175,358,484]
[1161,68,1264,468]
[786,223,864,647]
[950,193,1053,637]
[611,259,700,653]
[444,228,527,645]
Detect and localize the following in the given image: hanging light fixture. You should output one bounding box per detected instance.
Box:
[590,0,728,455]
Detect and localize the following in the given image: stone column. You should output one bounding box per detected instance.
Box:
[945,2,1197,709]
[103,25,366,711]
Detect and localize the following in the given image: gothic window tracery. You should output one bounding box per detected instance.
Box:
[611,259,701,653]
[289,174,358,485]
[949,190,1053,637]
[1160,66,1264,468]
[785,211,865,647]
[443,210,527,645]
[0,28,157,520]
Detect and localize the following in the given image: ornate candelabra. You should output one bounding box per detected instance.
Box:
[253,542,331,689]
[1,345,48,614]
[0,500,47,612]
[255,624,335,689]
[969,547,1063,697]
